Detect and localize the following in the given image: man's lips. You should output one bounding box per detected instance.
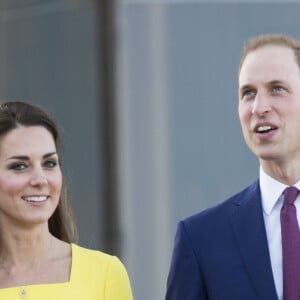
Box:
[253,123,278,133]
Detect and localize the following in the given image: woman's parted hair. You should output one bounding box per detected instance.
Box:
[0,101,78,243]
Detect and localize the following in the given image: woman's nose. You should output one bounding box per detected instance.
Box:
[30,169,47,186]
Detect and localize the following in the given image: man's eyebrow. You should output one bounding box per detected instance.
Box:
[239,84,254,93]
[267,79,286,85]
[239,80,287,92]
[6,152,57,161]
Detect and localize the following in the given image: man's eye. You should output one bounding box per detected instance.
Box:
[273,86,284,92]
[44,160,57,168]
[242,90,255,99]
[9,163,27,171]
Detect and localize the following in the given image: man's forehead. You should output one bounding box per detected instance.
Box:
[239,46,299,84]
[242,45,296,69]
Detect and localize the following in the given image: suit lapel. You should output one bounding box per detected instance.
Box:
[230,181,278,300]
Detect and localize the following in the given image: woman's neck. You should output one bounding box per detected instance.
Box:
[0,225,53,266]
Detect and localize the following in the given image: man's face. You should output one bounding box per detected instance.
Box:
[238,45,300,164]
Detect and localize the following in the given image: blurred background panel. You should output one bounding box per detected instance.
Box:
[1,1,300,300]
[0,0,105,249]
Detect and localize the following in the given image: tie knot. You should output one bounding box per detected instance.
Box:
[283,186,300,205]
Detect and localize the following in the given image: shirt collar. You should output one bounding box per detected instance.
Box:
[260,166,287,216]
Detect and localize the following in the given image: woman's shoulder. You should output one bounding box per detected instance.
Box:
[72,243,112,259]
[71,243,126,272]
[71,243,132,292]
[71,244,133,299]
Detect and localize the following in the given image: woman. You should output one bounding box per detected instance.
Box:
[0,101,133,299]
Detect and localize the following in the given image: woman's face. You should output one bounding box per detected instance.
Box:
[0,126,62,228]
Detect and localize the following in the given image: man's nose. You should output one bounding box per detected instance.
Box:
[251,92,271,115]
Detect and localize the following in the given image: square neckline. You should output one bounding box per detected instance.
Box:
[0,243,75,291]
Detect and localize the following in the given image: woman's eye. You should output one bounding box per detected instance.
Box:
[43,160,57,168]
[9,163,27,171]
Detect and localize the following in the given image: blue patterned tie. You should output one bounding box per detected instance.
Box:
[281,186,300,299]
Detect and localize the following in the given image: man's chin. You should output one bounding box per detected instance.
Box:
[255,149,282,162]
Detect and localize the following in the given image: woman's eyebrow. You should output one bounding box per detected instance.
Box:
[6,152,57,161]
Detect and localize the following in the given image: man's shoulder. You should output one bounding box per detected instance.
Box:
[182,180,260,228]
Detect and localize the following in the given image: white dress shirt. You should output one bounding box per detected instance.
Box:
[260,166,300,300]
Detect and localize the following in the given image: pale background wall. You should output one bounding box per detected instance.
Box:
[1,1,300,300]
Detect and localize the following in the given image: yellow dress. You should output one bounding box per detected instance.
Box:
[0,243,133,300]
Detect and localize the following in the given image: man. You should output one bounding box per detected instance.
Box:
[166,34,300,300]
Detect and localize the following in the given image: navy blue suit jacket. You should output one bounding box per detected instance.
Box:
[166,181,278,300]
